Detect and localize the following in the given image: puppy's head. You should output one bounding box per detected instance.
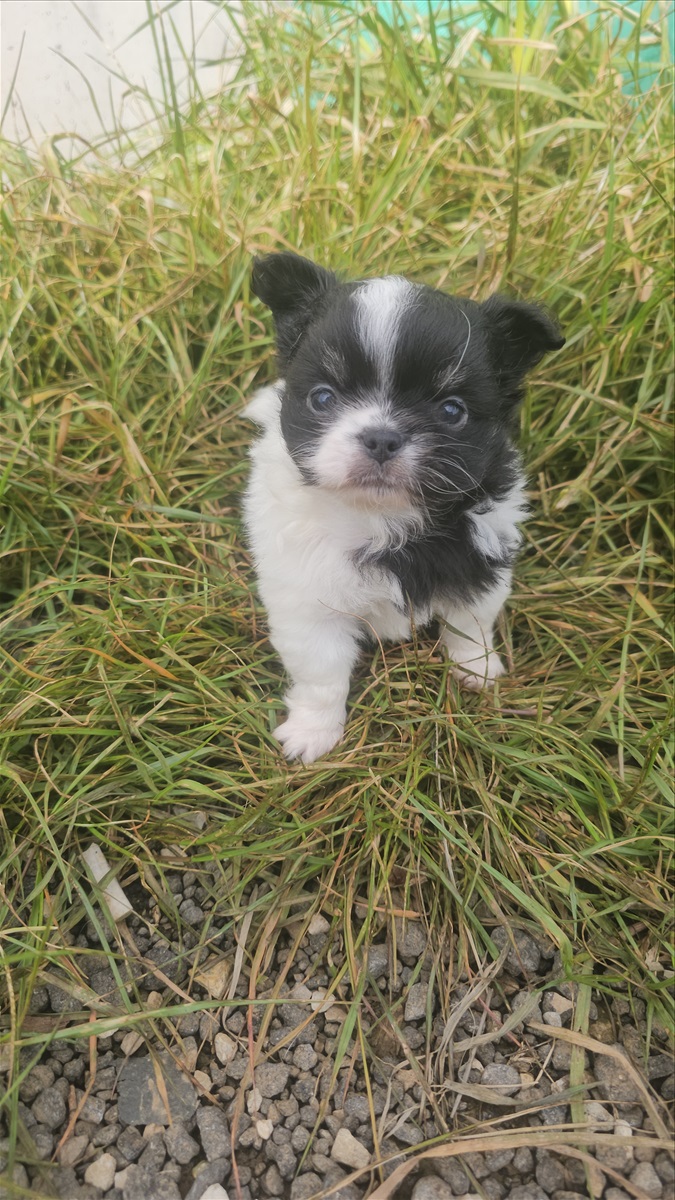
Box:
[252,252,564,509]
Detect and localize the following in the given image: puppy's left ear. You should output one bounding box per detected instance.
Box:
[251,252,336,366]
[482,294,565,403]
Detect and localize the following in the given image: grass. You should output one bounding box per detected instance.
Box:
[0,0,673,1179]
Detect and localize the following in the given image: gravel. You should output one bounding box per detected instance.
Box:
[412,1179,456,1200]
[11,865,673,1200]
[404,981,429,1021]
[330,1127,371,1169]
[31,1087,67,1130]
[117,1052,198,1125]
[629,1161,664,1197]
[481,1063,522,1095]
[255,1063,290,1098]
[84,1152,117,1191]
[196,1107,232,1160]
[164,1122,201,1163]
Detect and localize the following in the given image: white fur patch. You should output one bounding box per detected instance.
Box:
[307,401,420,502]
[243,381,283,428]
[467,477,528,561]
[354,277,417,386]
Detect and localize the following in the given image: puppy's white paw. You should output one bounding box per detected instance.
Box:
[451,651,505,691]
[274,712,344,764]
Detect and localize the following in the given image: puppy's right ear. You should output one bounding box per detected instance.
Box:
[251,252,336,365]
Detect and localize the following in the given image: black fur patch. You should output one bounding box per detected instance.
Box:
[363,463,522,612]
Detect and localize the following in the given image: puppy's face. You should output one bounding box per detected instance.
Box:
[252,253,564,510]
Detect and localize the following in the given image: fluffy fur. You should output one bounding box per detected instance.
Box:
[243,253,564,763]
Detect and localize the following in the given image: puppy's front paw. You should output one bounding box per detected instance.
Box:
[451,651,505,691]
[274,712,344,764]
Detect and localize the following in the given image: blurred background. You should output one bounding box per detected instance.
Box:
[0,0,236,148]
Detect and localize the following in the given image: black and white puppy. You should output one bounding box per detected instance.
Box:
[244,252,564,763]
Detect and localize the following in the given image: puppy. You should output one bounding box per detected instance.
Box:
[243,252,564,763]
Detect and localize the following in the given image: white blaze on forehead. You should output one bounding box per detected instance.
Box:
[354,276,417,386]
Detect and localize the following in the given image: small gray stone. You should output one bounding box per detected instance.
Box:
[292,1045,318,1071]
[392,1122,424,1146]
[200,1013,220,1044]
[344,1095,370,1123]
[28,986,50,1013]
[492,927,541,975]
[291,1173,323,1200]
[293,1076,316,1103]
[648,1055,674,1081]
[655,1154,675,1184]
[432,1159,470,1194]
[122,1164,182,1200]
[596,1132,633,1174]
[331,1127,370,1169]
[165,1121,200,1164]
[535,1150,566,1193]
[32,1087,67,1130]
[196,1107,231,1160]
[482,1181,505,1200]
[117,1052,197,1126]
[404,982,428,1022]
[485,1148,515,1172]
[395,919,428,959]
[605,1190,632,1200]
[80,1099,105,1123]
[263,1164,284,1195]
[117,1126,145,1162]
[84,1152,116,1192]
[58,1133,89,1166]
[178,1013,201,1037]
[138,1132,166,1172]
[540,1102,569,1126]
[92,1122,120,1147]
[552,1041,573,1071]
[594,1048,643,1106]
[482,1063,521,1096]
[404,1025,425,1049]
[90,968,131,1005]
[513,1147,534,1175]
[629,1162,663,1198]
[256,1063,290,1098]
[20,1064,55,1102]
[180,899,205,925]
[291,1125,311,1153]
[0,1163,29,1198]
[183,1159,230,1200]
[412,1178,454,1200]
[63,1058,85,1084]
[367,945,390,976]
[145,941,187,986]
[47,983,81,1013]
[462,1152,489,1180]
[507,1187,549,1200]
[31,1126,55,1159]
[266,1142,298,1179]
[50,1165,78,1197]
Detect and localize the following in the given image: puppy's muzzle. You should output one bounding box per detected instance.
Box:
[358,426,404,464]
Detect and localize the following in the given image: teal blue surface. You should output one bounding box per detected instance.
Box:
[359,1,674,93]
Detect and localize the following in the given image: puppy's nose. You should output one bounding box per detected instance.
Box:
[359,427,404,464]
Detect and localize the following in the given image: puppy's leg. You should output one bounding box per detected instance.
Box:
[436,575,511,690]
[268,610,361,764]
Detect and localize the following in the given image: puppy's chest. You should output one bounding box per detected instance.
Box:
[315,526,408,615]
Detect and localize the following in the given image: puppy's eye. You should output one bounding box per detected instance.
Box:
[441,397,468,428]
[308,386,336,413]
